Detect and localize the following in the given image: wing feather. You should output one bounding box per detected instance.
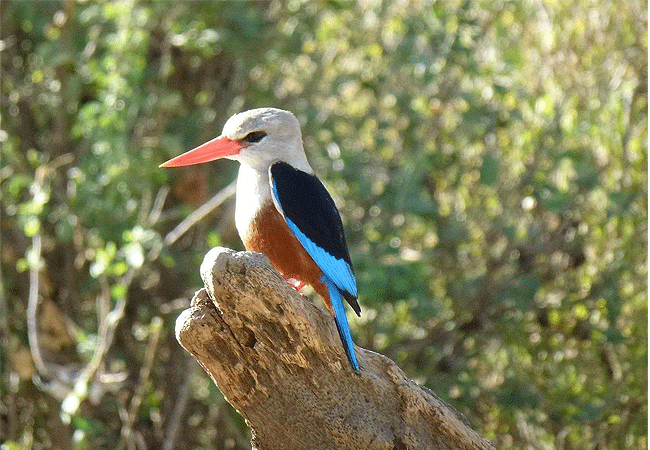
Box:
[269,162,359,310]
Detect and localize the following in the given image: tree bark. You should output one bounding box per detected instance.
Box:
[175,247,495,450]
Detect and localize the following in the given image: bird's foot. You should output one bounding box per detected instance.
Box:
[282,275,307,295]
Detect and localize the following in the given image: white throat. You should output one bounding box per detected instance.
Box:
[234,163,272,241]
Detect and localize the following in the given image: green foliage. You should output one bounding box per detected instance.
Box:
[1,0,646,449]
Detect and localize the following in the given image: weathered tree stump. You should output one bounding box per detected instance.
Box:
[175,247,495,450]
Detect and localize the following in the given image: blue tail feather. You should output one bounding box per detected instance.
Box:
[323,276,360,371]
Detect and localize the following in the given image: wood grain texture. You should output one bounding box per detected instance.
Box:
[175,247,495,450]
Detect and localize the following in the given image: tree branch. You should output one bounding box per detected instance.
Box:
[175,247,495,450]
[163,180,236,247]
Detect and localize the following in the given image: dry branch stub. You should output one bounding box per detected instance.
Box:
[175,247,495,450]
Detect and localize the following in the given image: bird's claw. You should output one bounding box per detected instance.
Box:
[282,275,307,294]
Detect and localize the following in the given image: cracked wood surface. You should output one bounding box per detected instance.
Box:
[175,247,495,450]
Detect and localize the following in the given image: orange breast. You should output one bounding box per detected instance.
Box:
[242,200,332,310]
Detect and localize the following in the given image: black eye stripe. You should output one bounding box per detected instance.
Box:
[242,131,267,143]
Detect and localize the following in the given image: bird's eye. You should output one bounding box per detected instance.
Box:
[242,131,267,143]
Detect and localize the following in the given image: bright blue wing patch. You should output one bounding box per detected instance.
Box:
[283,215,357,297]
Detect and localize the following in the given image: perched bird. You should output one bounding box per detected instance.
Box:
[161,108,361,371]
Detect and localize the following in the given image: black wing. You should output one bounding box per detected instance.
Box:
[269,162,360,313]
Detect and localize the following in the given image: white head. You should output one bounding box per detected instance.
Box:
[160,108,313,173]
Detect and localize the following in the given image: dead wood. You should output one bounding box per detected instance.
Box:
[175,247,495,450]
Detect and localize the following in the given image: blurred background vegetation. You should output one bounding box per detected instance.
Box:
[0,0,646,449]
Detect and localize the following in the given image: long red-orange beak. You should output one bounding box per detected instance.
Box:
[159,136,244,168]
